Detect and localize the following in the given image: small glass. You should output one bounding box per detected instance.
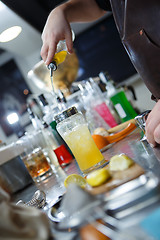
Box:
[54,144,73,167]
[54,107,106,175]
[17,131,54,183]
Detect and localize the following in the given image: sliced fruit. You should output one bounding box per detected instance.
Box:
[109,153,134,171]
[86,168,111,187]
[93,127,109,137]
[64,174,87,188]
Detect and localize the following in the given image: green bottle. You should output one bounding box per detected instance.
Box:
[99,72,137,123]
[110,89,137,122]
[50,120,74,157]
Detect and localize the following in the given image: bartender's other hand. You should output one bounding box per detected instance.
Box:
[145,100,160,147]
[41,7,73,66]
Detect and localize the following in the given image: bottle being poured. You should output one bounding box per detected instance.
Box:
[47,30,75,91]
[47,30,75,110]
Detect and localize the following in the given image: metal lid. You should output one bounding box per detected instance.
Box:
[54,107,78,123]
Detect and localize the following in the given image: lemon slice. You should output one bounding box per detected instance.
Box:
[64,174,87,188]
[109,154,134,171]
[86,168,111,187]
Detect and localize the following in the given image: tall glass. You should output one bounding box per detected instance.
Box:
[55,107,106,175]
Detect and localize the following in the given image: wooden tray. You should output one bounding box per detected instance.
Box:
[86,163,145,195]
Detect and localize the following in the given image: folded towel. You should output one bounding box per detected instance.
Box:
[0,187,51,240]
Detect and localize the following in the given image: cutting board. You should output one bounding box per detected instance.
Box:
[86,163,145,195]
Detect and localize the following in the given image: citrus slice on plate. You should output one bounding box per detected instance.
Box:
[109,153,134,171]
[86,168,111,187]
[64,174,87,188]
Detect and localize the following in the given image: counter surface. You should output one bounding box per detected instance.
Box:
[12,128,160,239]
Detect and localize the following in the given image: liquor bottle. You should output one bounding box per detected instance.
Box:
[47,30,75,99]
[38,94,59,125]
[38,94,53,115]
[78,83,110,133]
[80,78,118,128]
[27,105,72,168]
[50,120,73,166]
[99,72,137,122]
[27,104,43,130]
[27,98,43,119]
[56,90,68,111]
[48,30,75,73]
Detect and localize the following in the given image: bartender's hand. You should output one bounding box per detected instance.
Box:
[41,7,73,66]
[145,100,160,147]
[40,0,106,65]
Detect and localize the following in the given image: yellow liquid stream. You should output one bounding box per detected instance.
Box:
[53,50,67,65]
[63,125,104,171]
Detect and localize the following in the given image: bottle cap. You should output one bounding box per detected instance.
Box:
[38,94,49,107]
[42,121,49,129]
[54,107,78,124]
[48,61,57,76]
[50,120,57,130]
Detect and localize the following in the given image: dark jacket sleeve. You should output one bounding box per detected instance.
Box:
[95,0,112,11]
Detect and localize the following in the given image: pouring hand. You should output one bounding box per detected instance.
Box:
[41,6,73,66]
[40,0,106,66]
[145,100,160,147]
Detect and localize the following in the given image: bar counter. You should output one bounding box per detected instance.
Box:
[11,127,160,239]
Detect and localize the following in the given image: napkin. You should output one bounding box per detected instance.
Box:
[0,187,51,240]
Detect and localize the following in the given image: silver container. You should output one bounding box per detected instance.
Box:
[0,143,33,194]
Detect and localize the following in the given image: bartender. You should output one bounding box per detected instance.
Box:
[41,0,160,148]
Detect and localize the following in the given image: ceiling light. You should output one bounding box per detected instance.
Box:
[0,1,6,11]
[0,26,22,42]
[7,112,19,124]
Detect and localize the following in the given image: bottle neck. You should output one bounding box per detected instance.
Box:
[98,71,117,97]
[29,113,43,130]
[48,61,57,76]
[106,81,117,97]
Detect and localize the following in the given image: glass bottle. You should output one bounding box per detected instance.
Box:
[48,30,75,72]
[82,78,118,128]
[38,94,54,115]
[54,107,106,175]
[99,72,137,122]
[78,83,110,134]
[47,30,75,98]
[27,98,43,119]
[50,120,73,167]
[27,105,68,169]
[38,93,59,126]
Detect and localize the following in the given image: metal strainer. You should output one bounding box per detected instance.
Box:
[16,190,46,209]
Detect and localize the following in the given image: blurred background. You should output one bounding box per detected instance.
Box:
[0,0,155,144]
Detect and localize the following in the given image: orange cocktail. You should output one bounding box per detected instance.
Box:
[63,124,105,173]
